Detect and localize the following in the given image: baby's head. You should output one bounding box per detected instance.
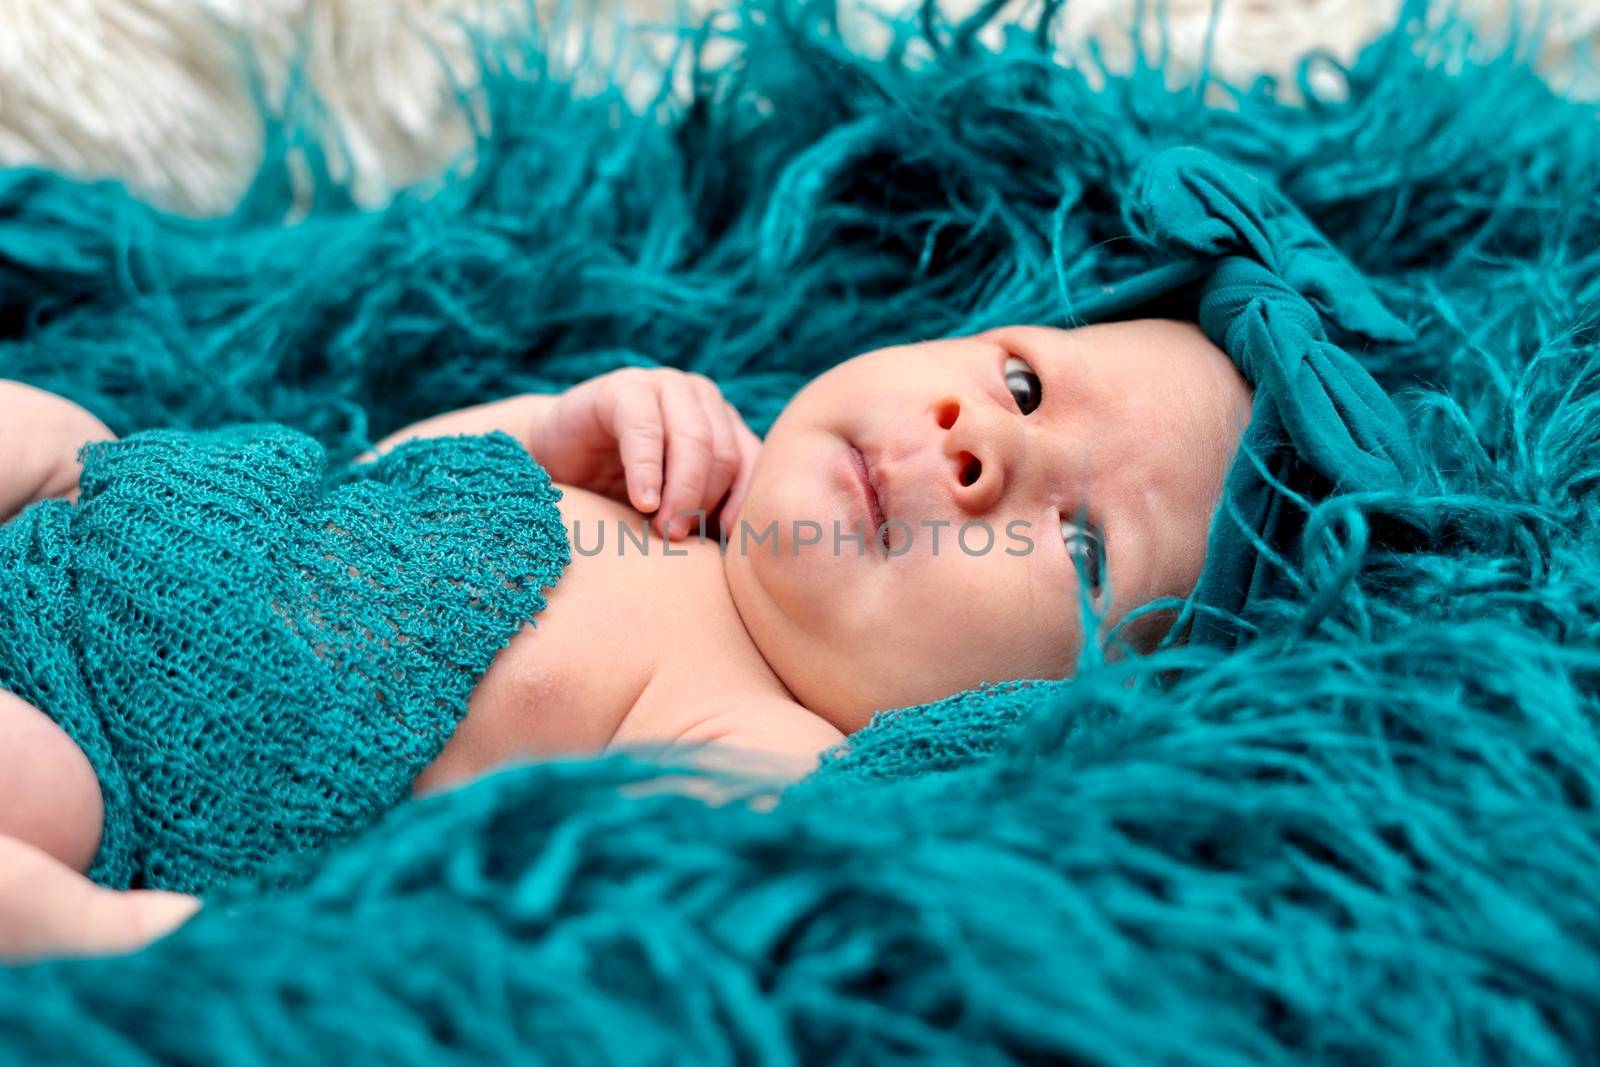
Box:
[722,320,1254,733]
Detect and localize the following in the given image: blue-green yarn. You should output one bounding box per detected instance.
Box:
[0,425,569,893]
[2,0,1600,1063]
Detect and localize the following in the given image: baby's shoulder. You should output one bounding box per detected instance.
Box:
[421,483,754,786]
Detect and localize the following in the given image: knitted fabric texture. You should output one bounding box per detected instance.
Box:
[0,425,569,893]
[3,0,1600,1062]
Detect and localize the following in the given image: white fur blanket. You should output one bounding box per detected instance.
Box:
[0,0,1590,215]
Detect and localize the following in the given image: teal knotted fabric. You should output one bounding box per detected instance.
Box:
[0,425,570,893]
[5,1,1600,1059]
[1093,146,1426,646]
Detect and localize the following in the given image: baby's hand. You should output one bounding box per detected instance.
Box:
[0,381,115,522]
[529,368,760,540]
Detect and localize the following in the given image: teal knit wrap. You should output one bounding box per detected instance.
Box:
[0,425,570,894]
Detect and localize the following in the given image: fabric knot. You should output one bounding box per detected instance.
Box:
[1113,146,1425,645]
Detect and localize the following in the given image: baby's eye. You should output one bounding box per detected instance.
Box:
[1059,519,1105,601]
[1004,355,1042,415]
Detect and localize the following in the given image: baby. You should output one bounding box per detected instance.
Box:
[0,319,1252,959]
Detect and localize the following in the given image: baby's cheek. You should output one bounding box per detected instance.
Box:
[949,559,1074,683]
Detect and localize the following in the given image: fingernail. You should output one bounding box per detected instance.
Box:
[641,488,658,508]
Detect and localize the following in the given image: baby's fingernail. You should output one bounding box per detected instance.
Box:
[640,488,658,509]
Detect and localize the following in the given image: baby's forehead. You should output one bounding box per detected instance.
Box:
[982,318,1202,350]
[945,324,1079,382]
[977,321,1243,387]
[967,323,1068,354]
[981,320,1253,455]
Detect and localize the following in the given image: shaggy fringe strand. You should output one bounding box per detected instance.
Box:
[2,0,1600,1062]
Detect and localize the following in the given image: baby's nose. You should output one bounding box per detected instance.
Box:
[932,394,1008,515]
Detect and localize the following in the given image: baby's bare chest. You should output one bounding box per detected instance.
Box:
[412,485,758,793]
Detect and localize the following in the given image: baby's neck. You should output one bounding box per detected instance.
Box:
[608,528,846,773]
[628,522,798,704]
[423,488,844,795]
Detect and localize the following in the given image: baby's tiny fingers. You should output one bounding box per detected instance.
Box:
[658,382,715,539]
[610,383,665,512]
[690,376,741,525]
[719,403,762,531]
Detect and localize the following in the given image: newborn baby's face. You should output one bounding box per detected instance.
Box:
[722,320,1253,733]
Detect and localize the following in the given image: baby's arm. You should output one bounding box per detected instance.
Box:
[0,387,199,960]
[0,380,115,522]
[0,833,198,962]
[372,370,760,539]
[370,394,557,457]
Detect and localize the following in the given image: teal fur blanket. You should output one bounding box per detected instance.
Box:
[5,0,1600,1061]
